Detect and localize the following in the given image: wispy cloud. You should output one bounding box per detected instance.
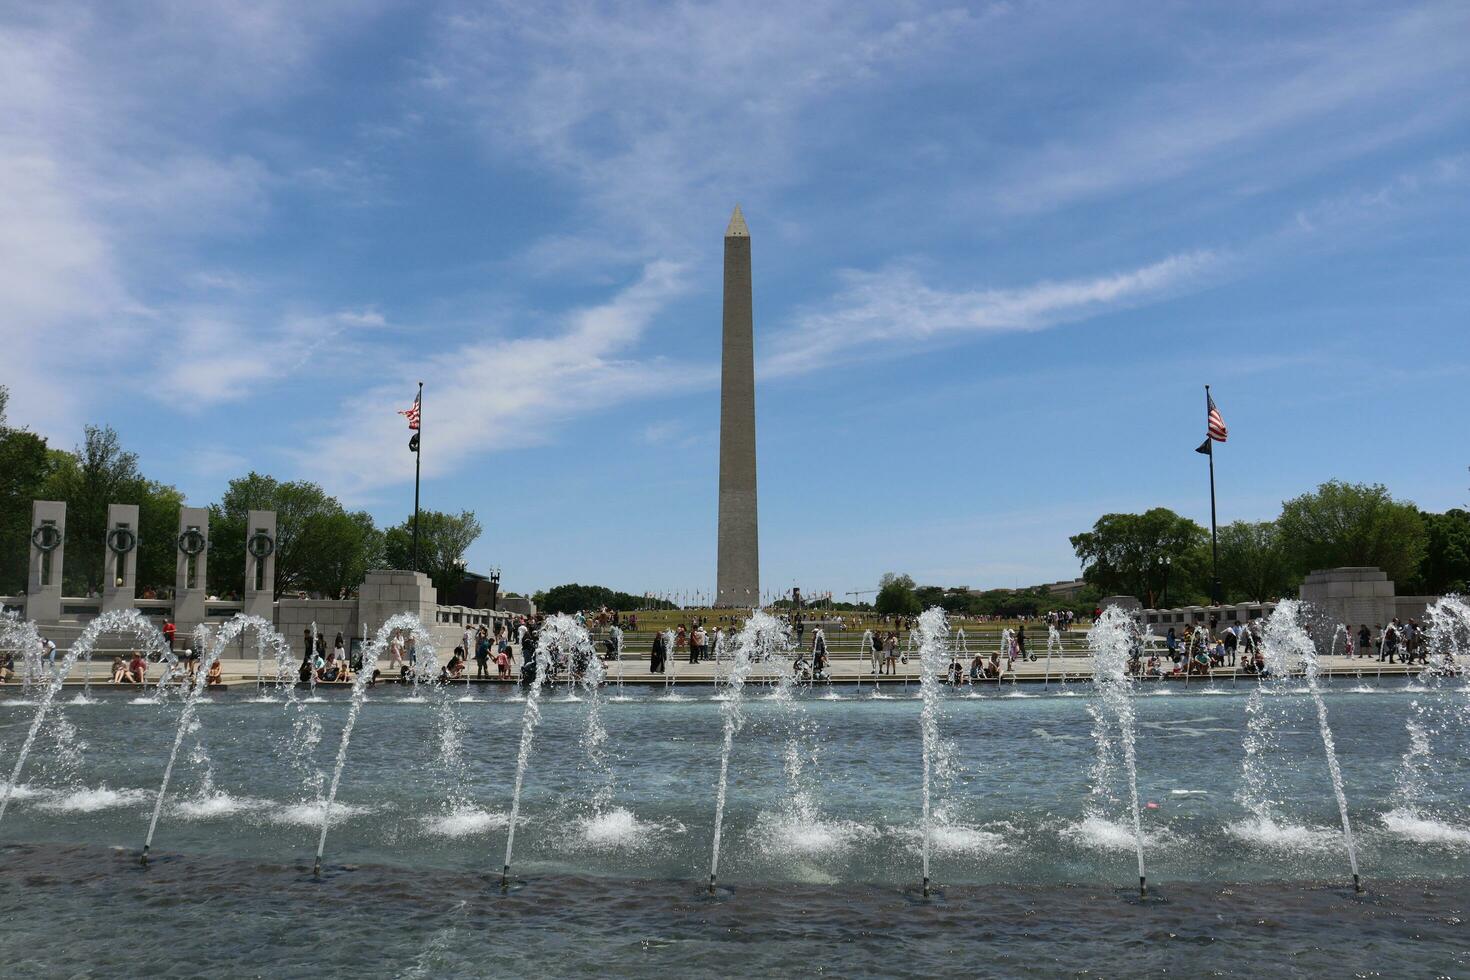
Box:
[301,261,711,498]
[424,1,994,250]
[983,2,1470,215]
[0,2,389,434]
[765,250,1223,376]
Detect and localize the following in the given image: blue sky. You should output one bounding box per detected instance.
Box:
[3,1,1468,601]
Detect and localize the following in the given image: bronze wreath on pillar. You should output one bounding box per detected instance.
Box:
[107,527,137,555]
[31,524,62,553]
[247,531,275,560]
[177,528,207,556]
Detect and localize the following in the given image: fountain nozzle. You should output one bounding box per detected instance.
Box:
[312,857,321,878]
[1353,873,1362,894]
[139,845,149,867]
[501,865,511,892]
[1140,875,1147,899]
[921,876,930,898]
[708,874,717,895]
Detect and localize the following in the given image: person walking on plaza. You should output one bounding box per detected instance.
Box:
[691,625,707,664]
[474,628,491,679]
[163,619,176,652]
[1380,621,1399,663]
[1357,625,1371,660]
[649,630,667,674]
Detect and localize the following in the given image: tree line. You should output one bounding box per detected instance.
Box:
[0,387,482,600]
[533,583,677,615]
[1068,480,1469,606]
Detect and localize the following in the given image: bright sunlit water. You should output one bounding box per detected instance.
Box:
[0,680,1466,975]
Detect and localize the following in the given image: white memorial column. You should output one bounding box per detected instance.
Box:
[25,500,66,623]
[102,503,140,613]
[174,506,210,634]
[242,509,277,621]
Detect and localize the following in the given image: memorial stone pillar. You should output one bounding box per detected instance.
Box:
[25,500,66,623]
[102,503,140,613]
[242,509,277,621]
[174,506,210,634]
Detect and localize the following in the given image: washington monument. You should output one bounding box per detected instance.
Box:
[716,205,759,606]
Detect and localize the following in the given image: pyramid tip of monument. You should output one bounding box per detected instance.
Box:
[725,204,749,237]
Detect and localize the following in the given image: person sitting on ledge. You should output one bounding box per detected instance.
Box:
[791,651,811,681]
[947,659,962,685]
[1192,647,1211,676]
[442,649,466,682]
[984,652,1001,679]
[206,659,223,687]
[109,656,127,684]
[127,650,147,684]
[969,653,984,683]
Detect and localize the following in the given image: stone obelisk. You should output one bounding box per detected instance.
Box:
[716,205,760,607]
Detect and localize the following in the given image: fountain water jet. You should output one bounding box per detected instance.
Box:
[500,616,556,888]
[141,614,286,864]
[1087,607,1148,897]
[1254,600,1363,892]
[0,609,167,830]
[709,610,790,894]
[1385,596,1470,841]
[314,614,436,876]
[914,606,949,896]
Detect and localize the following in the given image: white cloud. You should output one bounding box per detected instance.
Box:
[985,2,1470,214]
[0,2,388,434]
[300,261,712,497]
[425,1,994,245]
[765,250,1222,376]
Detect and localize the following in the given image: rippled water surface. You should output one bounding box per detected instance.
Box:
[0,680,1465,976]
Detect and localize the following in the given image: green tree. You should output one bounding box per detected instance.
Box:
[1070,508,1208,606]
[41,437,183,595]
[298,510,384,599]
[1417,508,1470,595]
[383,509,483,597]
[209,473,351,598]
[136,480,186,593]
[874,572,921,617]
[1217,520,1297,602]
[1277,481,1428,585]
[0,387,54,594]
[537,583,659,614]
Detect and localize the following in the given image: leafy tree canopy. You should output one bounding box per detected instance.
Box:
[383,509,483,597]
[1277,480,1427,585]
[209,473,353,598]
[1070,508,1208,606]
[1417,507,1470,595]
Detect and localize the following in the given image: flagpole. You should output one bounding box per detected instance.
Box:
[412,381,422,574]
[1205,384,1220,605]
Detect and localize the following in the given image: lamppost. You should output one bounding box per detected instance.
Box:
[488,566,501,610]
[1160,556,1172,608]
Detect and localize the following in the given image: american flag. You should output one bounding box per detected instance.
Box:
[1207,392,1228,442]
[399,391,421,431]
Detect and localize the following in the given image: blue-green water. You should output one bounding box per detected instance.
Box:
[0,681,1466,976]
